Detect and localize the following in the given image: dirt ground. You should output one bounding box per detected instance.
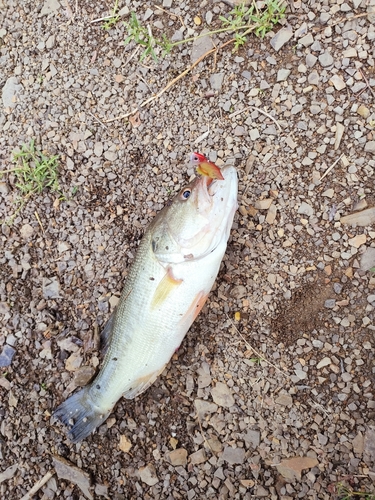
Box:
[1,0,375,499]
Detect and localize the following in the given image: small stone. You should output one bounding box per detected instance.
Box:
[194,399,218,418]
[353,432,364,454]
[275,394,293,406]
[43,278,61,299]
[266,204,277,224]
[138,464,159,486]
[341,208,375,226]
[0,464,18,484]
[210,73,224,90]
[191,29,214,64]
[20,223,34,239]
[165,448,188,466]
[270,26,293,51]
[329,74,346,90]
[364,141,375,154]
[254,198,273,210]
[357,105,370,118]
[334,123,345,150]
[53,455,93,500]
[231,285,247,299]
[324,299,336,309]
[94,142,103,157]
[249,128,260,140]
[65,352,83,371]
[306,54,318,68]
[277,69,291,82]
[189,449,207,465]
[319,52,334,67]
[222,446,246,465]
[41,0,61,16]
[360,247,375,271]
[368,295,375,304]
[2,77,23,108]
[298,202,314,216]
[317,357,331,369]
[211,382,235,407]
[322,188,334,198]
[73,366,95,387]
[299,33,314,46]
[343,47,357,58]
[0,345,16,367]
[243,429,260,448]
[348,234,366,248]
[119,435,132,453]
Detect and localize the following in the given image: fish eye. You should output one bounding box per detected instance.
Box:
[181,188,191,200]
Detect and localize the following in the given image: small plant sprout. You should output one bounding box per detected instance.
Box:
[123,0,286,61]
[102,0,120,30]
[336,481,375,500]
[0,139,61,223]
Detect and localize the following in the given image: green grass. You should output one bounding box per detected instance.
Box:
[0,139,61,223]
[102,0,120,30]
[123,0,286,61]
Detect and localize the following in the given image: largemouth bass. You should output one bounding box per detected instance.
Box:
[54,165,238,442]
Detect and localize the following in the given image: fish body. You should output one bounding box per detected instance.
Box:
[54,165,238,442]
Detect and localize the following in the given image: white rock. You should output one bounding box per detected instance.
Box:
[316,357,331,369]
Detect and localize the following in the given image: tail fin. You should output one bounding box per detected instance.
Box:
[53,387,111,443]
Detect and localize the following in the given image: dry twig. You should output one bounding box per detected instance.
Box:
[104,38,235,123]
[20,471,54,500]
[320,153,344,181]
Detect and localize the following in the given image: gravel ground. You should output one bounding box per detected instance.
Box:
[1,0,375,498]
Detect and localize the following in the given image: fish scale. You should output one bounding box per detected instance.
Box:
[53,165,238,442]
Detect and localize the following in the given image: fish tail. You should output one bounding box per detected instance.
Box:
[53,387,110,443]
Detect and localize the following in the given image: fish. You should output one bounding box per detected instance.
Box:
[190,152,224,180]
[53,164,238,442]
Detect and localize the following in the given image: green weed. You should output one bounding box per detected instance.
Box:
[337,482,375,500]
[102,0,120,30]
[0,139,61,223]
[123,0,286,61]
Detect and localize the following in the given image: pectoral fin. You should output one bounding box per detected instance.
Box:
[151,267,183,310]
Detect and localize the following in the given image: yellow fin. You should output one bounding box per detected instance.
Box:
[151,267,183,309]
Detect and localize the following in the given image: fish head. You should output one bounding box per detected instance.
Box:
[151,165,238,263]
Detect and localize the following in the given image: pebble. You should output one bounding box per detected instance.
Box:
[275,394,293,406]
[65,352,83,371]
[316,357,331,369]
[40,0,61,16]
[42,278,61,299]
[329,74,346,90]
[138,464,159,486]
[348,234,366,248]
[2,77,22,108]
[211,382,235,407]
[0,464,18,484]
[298,202,314,216]
[357,105,370,118]
[365,141,375,154]
[319,52,334,67]
[165,448,188,466]
[53,455,93,500]
[221,446,246,465]
[341,208,375,226]
[0,345,16,367]
[210,73,224,91]
[73,366,95,386]
[231,285,247,299]
[360,247,375,271]
[277,69,290,81]
[20,223,34,239]
[191,30,214,64]
[254,198,273,210]
[270,27,293,51]
[194,399,218,418]
[189,449,206,465]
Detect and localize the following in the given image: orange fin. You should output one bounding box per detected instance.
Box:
[151,267,183,310]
